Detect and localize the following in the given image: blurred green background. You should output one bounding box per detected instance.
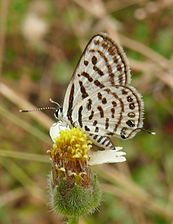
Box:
[0,0,173,223]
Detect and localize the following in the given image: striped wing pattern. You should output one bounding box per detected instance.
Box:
[62,33,143,149]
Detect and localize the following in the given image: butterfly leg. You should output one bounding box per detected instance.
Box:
[89,134,115,150]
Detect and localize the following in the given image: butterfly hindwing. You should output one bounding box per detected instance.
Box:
[71,85,143,139]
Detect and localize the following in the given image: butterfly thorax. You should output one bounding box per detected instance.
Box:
[54,107,63,121]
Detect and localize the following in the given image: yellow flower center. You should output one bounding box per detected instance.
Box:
[49,128,92,187]
[51,127,92,159]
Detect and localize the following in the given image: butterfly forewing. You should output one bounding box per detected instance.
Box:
[62,33,143,143]
[63,34,131,118]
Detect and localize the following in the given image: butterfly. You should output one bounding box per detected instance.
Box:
[21,33,147,151]
[52,33,144,150]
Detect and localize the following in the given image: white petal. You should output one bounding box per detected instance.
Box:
[88,148,126,165]
[49,122,69,142]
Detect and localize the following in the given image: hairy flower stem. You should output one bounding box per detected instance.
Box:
[67,216,79,224]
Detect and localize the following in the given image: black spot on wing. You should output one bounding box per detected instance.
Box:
[105,118,109,129]
[94,80,104,88]
[102,138,108,145]
[78,106,83,127]
[122,89,128,95]
[127,96,133,102]
[97,106,104,118]
[102,98,107,104]
[84,125,90,131]
[112,101,117,107]
[87,99,92,110]
[92,56,97,65]
[89,110,94,120]
[94,39,100,45]
[93,120,97,126]
[126,120,135,127]
[120,127,127,139]
[117,64,122,72]
[67,83,74,124]
[95,127,99,132]
[84,60,89,66]
[129,103,135,110]
[93,65,104,76]
[111,108,115,118]
[107,132,114,136]
[81,72,93,82]
[128,112,135,118]
[105,140,111,147]
[97,136,103,143]
[97,92,102,100]
[102,42,108,49]
[93,134,97,139]
[79,81,88,99]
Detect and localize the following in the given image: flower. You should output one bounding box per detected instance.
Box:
[48,122,126,218]
[50,122,126,166]
[49,126,93,188]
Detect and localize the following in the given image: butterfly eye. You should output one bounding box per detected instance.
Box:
[54,110,59,119]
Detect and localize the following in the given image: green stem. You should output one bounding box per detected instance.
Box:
[67,216,79,224]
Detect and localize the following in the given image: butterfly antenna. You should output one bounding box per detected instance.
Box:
[19,106,56,113]
[49,98,61,108]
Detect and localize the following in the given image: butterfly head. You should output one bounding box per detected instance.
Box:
[54,107,63,120]
[48,98,63,120]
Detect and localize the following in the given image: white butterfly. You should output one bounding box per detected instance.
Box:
[50,33,144,153]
